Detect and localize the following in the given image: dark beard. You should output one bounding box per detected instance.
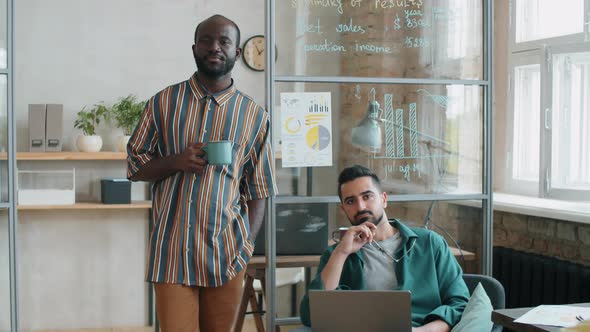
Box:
[353,210,384,226]
[195,54,236,78]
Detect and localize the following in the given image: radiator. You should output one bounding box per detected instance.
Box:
[493,247,590,308]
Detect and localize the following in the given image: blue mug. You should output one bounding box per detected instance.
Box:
[203,140,232,165]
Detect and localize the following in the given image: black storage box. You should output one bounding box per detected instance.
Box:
[101,179,131,204]
[254,202,329,255]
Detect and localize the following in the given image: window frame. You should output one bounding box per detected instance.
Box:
[509,0,590,53]
[543,42,590,201]
[504,0,590,201]
[505,50,542,196]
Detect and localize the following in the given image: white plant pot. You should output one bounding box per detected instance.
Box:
[76,135,103,152]
[116,135,131,152]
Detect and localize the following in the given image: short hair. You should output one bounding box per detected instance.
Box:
[337,165,382,200]
[194,14,241,47]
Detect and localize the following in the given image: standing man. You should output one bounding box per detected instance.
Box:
[300,165,468,331]
[127,14,276,332]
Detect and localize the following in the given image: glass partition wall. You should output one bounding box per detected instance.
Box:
[265,0,493,329]
[1,0,17,330]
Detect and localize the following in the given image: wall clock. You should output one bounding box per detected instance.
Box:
[242,35,277,71]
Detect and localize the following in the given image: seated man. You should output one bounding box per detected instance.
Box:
[300,165,469,331]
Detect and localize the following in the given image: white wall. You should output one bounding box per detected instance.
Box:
[17,211,149,330]
[15,0,265,152]
[12,0,265,329]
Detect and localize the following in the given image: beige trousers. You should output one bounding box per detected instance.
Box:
[154,269,246,332]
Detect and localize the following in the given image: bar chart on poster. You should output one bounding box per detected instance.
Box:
[280,92,333,168]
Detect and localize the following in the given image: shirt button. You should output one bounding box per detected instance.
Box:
[203,129,207,133]
[187,247,190,252]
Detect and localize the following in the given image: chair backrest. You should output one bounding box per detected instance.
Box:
[462,274,506,310]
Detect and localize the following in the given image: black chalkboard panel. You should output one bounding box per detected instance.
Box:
[254,203,329,255]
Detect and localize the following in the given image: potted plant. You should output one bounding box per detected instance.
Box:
[73,103,109,152]
[111,94,146,152]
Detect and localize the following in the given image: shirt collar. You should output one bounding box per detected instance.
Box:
[188,72,237,105]
[390,219,418,243]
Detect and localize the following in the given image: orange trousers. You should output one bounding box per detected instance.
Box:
[154,269,246,332]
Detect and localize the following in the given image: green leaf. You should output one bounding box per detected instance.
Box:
[74,103,110,136]
[111,94,147,135]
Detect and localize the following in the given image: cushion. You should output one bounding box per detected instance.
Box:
[451,282,494,332]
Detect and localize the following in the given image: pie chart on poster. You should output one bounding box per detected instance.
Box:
[305,125,330,150]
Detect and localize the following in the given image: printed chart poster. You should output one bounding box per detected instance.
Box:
[280,92,333,168]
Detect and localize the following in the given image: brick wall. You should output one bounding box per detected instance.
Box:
[387,203,590,273]
[493,211,590,265]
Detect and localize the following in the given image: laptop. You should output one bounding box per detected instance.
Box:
[253,203,328,255]
[309,290,412,332]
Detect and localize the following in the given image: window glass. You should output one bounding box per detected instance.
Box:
[515,0,584,43]
[0,0,6,69]
[269,199,484,319]
[512,64,540,182]
[551,52,590,190]
[0,75,7,202]
[275,0,483,79]
[388,200,483,273]
[273,83,483,196]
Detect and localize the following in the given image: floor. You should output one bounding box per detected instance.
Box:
[28,280,307,332]
[28,318,304,332]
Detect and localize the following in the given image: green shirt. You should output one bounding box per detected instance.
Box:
[300,219,469,328]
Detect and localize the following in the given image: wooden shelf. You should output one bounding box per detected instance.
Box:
[17,200,151,210]
[0,152,127,161]
[450,247,476,261]
[2,151,279,161]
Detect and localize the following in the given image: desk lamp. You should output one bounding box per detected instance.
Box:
[351,88,382,152]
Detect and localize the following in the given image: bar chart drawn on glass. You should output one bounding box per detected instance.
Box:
[354,88,456,182]
[280,92,333,168]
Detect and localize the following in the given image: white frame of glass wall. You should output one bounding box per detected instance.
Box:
[263,0,494,330]
[4,0,18,330]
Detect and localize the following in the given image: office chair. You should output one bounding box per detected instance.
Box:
[462,274,506,332]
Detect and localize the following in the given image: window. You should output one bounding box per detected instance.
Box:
[505,0,590,201]
[514,0,585,43]
[551,51,590,192]
[513,63,540,182]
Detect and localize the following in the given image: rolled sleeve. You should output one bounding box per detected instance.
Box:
[242,112,277,200]
[126,99,160,180]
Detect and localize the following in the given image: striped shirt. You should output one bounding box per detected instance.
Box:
[127,72,277,287]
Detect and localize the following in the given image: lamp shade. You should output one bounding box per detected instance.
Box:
[351,100,382,152]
